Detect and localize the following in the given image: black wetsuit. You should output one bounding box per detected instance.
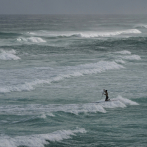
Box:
[105,96,109,101]
[105,91,109,101]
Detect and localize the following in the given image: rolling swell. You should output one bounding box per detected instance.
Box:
[0,61,124,93]
[0,32,20,39]
[85,37,147,52]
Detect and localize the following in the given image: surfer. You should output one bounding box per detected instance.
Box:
[104,90,110,101]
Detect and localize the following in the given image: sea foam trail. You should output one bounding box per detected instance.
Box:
[0,128,86,147]
[17,37,46,43]
[0,61,124,93]
[0,49,20,60]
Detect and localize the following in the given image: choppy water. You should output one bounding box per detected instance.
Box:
[0,15,147,147]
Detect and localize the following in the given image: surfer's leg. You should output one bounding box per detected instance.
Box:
[105,96,109,101]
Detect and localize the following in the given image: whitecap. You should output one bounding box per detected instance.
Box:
[17,37,46,43]
[74,29,141,38]
[115,59,125,64]
[115,50,131,55]
[94,96,139,110]
[121,55,141,60]
[135,24,147,28]
[25,29,141,38]
[39,112,55,118]
[0,61,124,93]
[0,96,138,116]
[0,49,20,60]
[0,128,86,147]
[116,95,139,105]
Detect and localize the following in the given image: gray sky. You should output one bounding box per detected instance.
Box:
[0,0,147,14]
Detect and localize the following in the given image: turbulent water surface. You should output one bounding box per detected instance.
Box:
[0,15,147,147]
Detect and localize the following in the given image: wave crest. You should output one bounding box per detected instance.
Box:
[17,37,46,43]
[0,128,86,147]
[0,61,124,93]
[0,49,20,60]
[26,29,141,38]
[0,97,138,116]
[135,24,147,28]
[78,29,141,38]
[115,50,131,55]
[121,55,141,60]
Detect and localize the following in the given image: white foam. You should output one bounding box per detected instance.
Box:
[121,55,141,60]
[135,24,147,28]
[0,128,86,147]
[0,96,138,117]
[115,59,125,64]
[74,29,141,38]
[100,100,126,108]
[0,80,48,93]
[115,50,132,55]
[27,29,141,38]
[0,49,20,60]
[17,37,46,43]
[121,29,141,34]
[3,103,106,115]
[0,82,34,93]
[117,95,139,105]
[39,112,55,118]
[95,96,139,110]
[0,102,106,116]
[64,104,106,114]
[0,61,124,93]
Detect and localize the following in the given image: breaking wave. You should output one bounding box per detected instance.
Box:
[0,49,20,60]
[17,37,46,43]
[113,50,141,61]
[0,128,86,147]
[115,59,125,64]
[0,61,124,93]
[115,50,132,55]
[77,29,141,38]
[99,95,139,109]
[135,24,147,28]
[120,55,141,60]
[0,96,138,116]
[27,29,141,38]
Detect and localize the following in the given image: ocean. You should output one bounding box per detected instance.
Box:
[0,14,147,147]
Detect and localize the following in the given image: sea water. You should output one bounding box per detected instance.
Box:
[0,15,147,147]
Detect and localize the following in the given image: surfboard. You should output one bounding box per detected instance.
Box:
[92,99,117,103]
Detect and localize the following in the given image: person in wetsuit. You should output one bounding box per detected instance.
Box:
[104,90,110,101]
